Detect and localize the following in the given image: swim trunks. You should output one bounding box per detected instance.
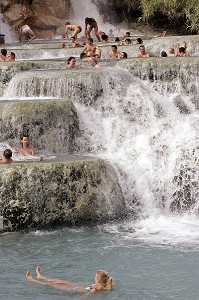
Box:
[77,26,82,32]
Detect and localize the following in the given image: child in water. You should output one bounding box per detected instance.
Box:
[26,266,113,296]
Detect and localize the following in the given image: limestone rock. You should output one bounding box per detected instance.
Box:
[0,159,126,231]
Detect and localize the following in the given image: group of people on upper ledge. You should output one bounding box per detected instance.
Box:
[6,15,191,68]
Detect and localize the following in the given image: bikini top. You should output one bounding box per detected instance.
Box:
[84,284,96,292]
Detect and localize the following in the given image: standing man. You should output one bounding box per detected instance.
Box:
[84,17,101,41]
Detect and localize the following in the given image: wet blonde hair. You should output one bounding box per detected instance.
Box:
[96,270,113,290]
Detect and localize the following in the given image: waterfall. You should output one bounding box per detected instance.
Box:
[4,65,199,221]
[0,13,17,43]
[70,0,115,34]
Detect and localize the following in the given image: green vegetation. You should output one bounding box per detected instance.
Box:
[124,0,199,33]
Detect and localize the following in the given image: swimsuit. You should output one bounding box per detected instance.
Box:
[85,284,96,292]
[22,25,30,34]
[77,26,82,32]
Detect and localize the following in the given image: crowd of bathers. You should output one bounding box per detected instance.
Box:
[0,18,191,163]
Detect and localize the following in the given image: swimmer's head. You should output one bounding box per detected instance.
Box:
[101,34,108,41]
[125,32,130,37]
[160,51,167,57]
[135,38,143,44]
[125,38,131,44]
[179,47,186,53]
[80,52,87,59]
[3,149,12,159]
[120,52,127,59]
[1,48,7,56]
[60,43,65,48]
[88,37,93,43]
[94,54,100,60]
[95,270,113,290]
[88,57,97,66]
[67,56,76,65]
[21,136,29,148]
[169,48,175,54]
[112,45,117,51]
[115,37,120,42]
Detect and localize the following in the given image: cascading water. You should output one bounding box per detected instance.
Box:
[70,0,117,35]
[3,63,199,245]
[0,13,17,43]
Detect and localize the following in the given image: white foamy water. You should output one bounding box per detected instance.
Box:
[3,64,199,247]
[0,14,17,43]
[70,0,124,36]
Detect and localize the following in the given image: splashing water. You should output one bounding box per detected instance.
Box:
[0,14,17,43]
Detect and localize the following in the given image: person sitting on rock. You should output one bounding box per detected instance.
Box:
[83,38,97,57]
[19,24,36,42]
[65,56,80,68]
[26,266,113,296]
[137,45,150,58]
[109,45,121,59]
[176,42,190,57]
[14,136,36,156]
[133,38,143,45]
[0,149,13,164]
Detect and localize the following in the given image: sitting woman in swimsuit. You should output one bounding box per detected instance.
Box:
[26,266,113,296]
[14,136,36,156]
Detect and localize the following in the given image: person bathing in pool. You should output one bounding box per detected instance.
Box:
[14,136,43,161]
[15,136,36,156]
[26,266,113,297]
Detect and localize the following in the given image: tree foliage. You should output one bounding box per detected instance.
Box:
[124,0,199,33]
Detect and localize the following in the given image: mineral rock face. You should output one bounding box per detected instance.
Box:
[0,159,126,231]
[0,100,79,153]
[1,0,70,39]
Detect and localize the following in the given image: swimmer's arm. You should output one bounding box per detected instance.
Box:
[83,45,87,52]
[19,28,22,42]
[84,23,87,37]
[65,26,69,38]
[30,148,36,156]
[80,289,97,298]
[184,41,187,49]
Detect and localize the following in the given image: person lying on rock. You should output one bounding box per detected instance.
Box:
[0,149,13,164]
[26,266,113,297]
